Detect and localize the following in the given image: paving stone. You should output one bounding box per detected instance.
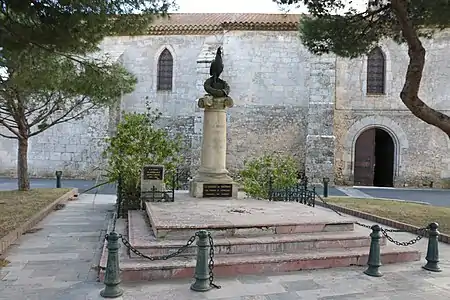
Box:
[266,292,301,300]
[237,275,272,284]
[280,279,323,292]
[318,292,370,300]
[1,193,450,300]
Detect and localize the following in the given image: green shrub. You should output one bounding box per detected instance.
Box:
[101,102,182,212]
[239,154,298,199]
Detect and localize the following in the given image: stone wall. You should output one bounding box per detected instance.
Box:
[0,30,313,178]
[0,109,110,179]
[334,34,450,187]
[117,30,313,175]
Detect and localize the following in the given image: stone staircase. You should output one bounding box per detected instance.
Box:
[99,195,421,282]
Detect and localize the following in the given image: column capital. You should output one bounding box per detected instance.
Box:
[198,95,234,110]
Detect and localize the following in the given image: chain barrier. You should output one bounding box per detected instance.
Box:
[313,191,429,246]
[105,224,221,289]
[208,232,221,289]
[121,234,196,261]
[381,226,427,246]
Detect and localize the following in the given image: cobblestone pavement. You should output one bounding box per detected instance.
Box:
[1,194,450,299]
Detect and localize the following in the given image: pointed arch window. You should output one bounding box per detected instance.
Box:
[366,47,385,94]
[157,48,173,91]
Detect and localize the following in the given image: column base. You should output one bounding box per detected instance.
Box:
[189,176,239,199]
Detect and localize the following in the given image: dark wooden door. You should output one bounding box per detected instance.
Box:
[354,128,376,186]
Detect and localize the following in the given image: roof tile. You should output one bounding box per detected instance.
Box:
[146,13,301,35]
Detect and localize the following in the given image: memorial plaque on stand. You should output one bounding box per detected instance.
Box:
[143,165,164,180]
[202,183,233,198]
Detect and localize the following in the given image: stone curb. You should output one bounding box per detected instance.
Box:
[315,200,450,244]
[329,195,430,206]
[0,188,79,255]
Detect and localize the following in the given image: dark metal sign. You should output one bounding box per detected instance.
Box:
[142,166,164,180]
[202,183,233,198]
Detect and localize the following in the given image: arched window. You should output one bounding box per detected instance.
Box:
[366,47,385,94]
[157,49,173,91]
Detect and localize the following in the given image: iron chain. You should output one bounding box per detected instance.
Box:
[108,230,221,290]
[315,191,430,245]
[380,227,427,246]
[207,233,221,289]
[121,234,197,261]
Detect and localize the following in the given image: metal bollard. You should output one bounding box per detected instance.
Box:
[364,225,383,277]
[55,171,62,188]
[191,230,211,292]
[323,177,329,198]
[423,222,442,272]
[100,231,123,298]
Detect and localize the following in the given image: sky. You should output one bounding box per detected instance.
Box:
[174,0,367,14]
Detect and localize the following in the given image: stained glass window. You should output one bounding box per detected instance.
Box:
[157,49,173,91]
[366,47,385,94]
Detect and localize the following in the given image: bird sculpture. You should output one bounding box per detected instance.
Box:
[209,47,224,84]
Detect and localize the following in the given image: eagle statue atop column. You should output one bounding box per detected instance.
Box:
[203,47,230,97]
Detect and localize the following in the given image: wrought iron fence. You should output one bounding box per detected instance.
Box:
[268,176,315,207]
[140,167,191,206]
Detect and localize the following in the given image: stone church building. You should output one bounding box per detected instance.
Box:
[0,13,449,187]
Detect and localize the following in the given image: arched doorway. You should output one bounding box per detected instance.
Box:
[354,128,395,187]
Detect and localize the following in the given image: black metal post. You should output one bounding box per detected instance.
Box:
[423,222,441,272]
[364,225,383,277]
[100,231,123,298]
[268,175,273,201]
[323,177,329,198]
[191,230,211,292]
[116,174,122,218]
[312,187,316,207]
[172,170,176,201]
[55,171,62,188]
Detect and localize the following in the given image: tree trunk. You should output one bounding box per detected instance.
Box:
[391,0,450,137]
[17,137,30,191]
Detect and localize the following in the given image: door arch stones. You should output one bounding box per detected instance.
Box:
[343,116,409,182]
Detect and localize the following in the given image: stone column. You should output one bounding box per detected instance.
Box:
[189,94,238,198]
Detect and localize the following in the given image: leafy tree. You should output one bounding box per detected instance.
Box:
[274,0,450,137]
[239,153,298,199]
[101,104,182,211]
[0,47,136,191]
[1,0,176,54]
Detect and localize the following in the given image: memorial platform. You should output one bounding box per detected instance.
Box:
[99,192,421,282]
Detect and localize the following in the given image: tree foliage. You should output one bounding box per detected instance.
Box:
[274,0,450,137]
[0,48,136,139]
[239,153,298,199]
[102,104,182,209]
[1,0,176,54]
[0,46,137,191]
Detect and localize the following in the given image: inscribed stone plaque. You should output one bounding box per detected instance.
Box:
[142,165,164,180]
[202,183,233,198]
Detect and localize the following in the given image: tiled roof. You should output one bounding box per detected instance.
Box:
[146,13,302,35]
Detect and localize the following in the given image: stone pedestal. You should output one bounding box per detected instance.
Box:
[189,95,238,198]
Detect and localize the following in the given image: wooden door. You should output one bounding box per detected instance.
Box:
[354,128,376,186]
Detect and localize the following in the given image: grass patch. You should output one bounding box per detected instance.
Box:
[327,197,450,235]
[0,188,71,239]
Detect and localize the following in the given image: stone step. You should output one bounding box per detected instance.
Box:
[141,208,355,239]
[129,231,386,258]
[99,246,420,282]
